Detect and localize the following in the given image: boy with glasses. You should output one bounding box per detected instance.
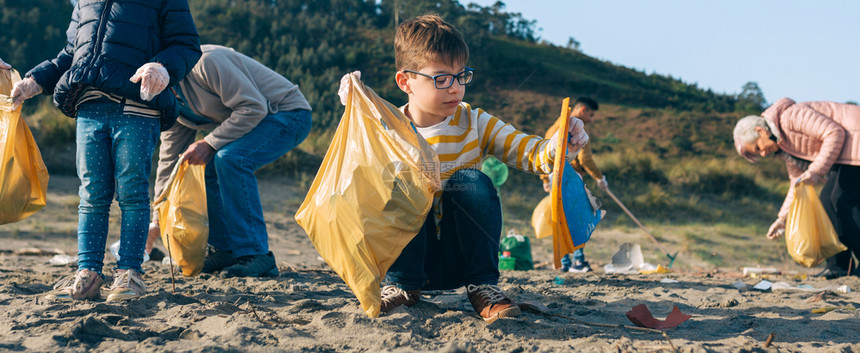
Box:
[338,14,589,323]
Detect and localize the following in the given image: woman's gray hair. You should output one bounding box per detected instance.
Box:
[733,115,781,162]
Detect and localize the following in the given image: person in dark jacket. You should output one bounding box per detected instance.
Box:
[11,0,201,302]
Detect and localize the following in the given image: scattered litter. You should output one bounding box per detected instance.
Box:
[640,264,671,274]
[517,301,550,314]
[625,304,691,329]
[48,254,77,266]
[286,249,301,256]
[742,267,779,276]
[554,277,564,285]
[162,257,177,266]
[731,281,747,290]
[772,282,851,293]
[109,240,150,263]
[811,305,856,314]
[604,243,657,274]
[752,280,773,291]
[14,248,64,256]
[659,278,679,284]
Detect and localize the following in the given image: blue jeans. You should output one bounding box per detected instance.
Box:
[76,103,160,274]
[561,248,586,269]
[206,109,312,257]
[385,169,503,291]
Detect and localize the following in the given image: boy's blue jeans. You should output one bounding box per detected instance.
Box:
[206,109,311,257]
[384,169,502,291]
[76,103,160,274]
[560,249,586,269]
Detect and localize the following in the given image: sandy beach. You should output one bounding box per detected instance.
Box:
[1,175,858,352]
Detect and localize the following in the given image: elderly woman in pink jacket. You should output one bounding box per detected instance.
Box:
[733,97,860,278]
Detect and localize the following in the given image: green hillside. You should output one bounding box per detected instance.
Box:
[2,0,786,237]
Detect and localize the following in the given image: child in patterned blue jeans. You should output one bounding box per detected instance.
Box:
[12,0,200,302]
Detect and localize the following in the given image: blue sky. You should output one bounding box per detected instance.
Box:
[467,0,859,105]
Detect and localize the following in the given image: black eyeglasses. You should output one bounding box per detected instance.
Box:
[403,67,475,89]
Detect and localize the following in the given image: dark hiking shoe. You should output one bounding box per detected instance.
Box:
[813,267,848,280]
[148,248,165,262]
[380,285,420,313]
[44,269,105,301]
[202,247,237,273]
[569,260,593,273]
[466,284,521,324]
[223,252,278,277]
[106,269,146,302]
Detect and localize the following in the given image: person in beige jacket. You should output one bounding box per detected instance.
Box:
[734,97,859,278]
[149,45,312,277]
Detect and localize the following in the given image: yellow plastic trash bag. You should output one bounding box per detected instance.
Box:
[785,183,847,267]
[295,73,440,318]
[153,159,208,276]
[532,195,552,239]
[0,69,49,224]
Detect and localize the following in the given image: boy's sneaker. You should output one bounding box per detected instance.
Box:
[202,247,237,273]
[466,284,521,324]
[223,252,278,277]
[380,285,420,313]
[106,269,146,302]
[44,269,104,301]
[568,260,592,273]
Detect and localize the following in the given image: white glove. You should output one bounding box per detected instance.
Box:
[597,176,608,192]
[566,117,588,156]
[0,58,10,69]
[129,62,169,101]
[338,71,361,106]
[795,170,823,185]
[10,77,43,111]
[766,218,786,240]
[548,117,589,162]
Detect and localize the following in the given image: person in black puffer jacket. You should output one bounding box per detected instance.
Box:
[11,0,201,303]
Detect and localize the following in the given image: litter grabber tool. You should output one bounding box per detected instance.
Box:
[604,187,678,268]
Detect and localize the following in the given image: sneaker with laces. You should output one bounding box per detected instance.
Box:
[44,269,104,301]
[202,246,238,273]
[568,260,592,273]
[222,252,279,277]
[466,284,521,323]
[106,269,146,302]
[380,285,420,313]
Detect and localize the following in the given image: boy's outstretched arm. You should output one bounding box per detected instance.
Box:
[478,110,587,175]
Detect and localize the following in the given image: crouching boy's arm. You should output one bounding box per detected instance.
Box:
[478,110,587,175]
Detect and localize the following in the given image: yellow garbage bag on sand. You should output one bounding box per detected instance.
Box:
[785,183,846,267]
[0,69,49,224]
[153,159,208,276]
[295,73,440,318]
[532,195,552,239]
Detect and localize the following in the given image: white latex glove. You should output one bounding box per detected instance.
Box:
[10,77,43,111]
[338,70,361,106]
[567,117,588,155]
[0,58,10,69]
[548,117,589,162]
[129,62,169,101]
[597,176,608,192]
[795,170,823,185]
[766,218,786,240]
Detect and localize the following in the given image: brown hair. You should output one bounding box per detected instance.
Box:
[394,14,469,72]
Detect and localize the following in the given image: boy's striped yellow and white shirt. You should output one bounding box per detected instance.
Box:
[410,102,557,232]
